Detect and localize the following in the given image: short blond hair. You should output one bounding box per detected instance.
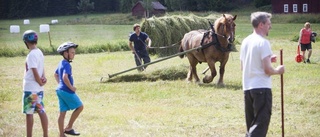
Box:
[304,22,311,28]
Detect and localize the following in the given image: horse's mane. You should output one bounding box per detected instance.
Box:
[214,14,233,32]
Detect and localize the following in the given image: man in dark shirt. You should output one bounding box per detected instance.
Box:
[128,23,152,71]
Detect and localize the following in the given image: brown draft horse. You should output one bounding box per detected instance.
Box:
[179,14,237,86]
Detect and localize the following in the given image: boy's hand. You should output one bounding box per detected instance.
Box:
[39,77,47,86]
[71,86,77,92]
[41,77,47,84]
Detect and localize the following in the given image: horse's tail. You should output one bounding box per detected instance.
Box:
[178,41,185,58]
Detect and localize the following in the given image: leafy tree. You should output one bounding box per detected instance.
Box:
[164,0,184,11]
[65,0,78,15]
[143,0,152,17]
[7,0,48,18]
[120,0,140,13]
[92,0,120,13]
[77,0,95,16]
[0,0,10,18]
[254,0,271,8]
[47,0,64,16]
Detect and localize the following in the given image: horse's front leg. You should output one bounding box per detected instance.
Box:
[203,61,216,83]
[217,60,228,86]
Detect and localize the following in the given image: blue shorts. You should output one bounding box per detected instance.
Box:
[22,91,45,114]
[56,90,83,112]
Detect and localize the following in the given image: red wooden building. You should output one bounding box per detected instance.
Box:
[272,0,320,13]
[132,1,167,17]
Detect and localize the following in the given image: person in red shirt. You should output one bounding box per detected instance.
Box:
[298,22,312,63]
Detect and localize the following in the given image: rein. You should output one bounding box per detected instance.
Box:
[138,38,181,49]
[148,41,181,49]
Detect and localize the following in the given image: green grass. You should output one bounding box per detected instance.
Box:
[1,42,320,136]
[0,13,142,57]
[0,23,133,56]
[1,12,320,136]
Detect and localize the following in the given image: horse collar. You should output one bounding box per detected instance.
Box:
[200,29,232,53]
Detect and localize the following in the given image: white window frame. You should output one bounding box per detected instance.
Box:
[284,4,288,13]
[293,4,298,13]
[303,4,308,12]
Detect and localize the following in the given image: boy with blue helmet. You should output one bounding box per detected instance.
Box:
[22,30,48,137]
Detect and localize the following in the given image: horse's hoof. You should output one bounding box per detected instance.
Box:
[203,80,209,83]
[202,76,211,83]
[185,78,192,83]
[217,83,225,87]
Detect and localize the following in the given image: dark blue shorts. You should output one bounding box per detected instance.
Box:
[300,43,312,51]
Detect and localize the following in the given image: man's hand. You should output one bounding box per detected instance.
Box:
[271,55,277,63]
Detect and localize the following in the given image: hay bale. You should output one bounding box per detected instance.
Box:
[23,19,30,24]
[51,19,58,24]
[10,25,20,33]
[39,24,50,33]
[141,14,218,57]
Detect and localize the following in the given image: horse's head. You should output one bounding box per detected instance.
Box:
[214,14,237,43]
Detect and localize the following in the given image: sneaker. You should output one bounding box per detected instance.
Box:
[307,59,311,63]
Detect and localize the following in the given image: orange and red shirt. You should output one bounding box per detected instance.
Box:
[300,28,312,44]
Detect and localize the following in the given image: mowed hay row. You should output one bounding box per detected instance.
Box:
[141,14,218,56]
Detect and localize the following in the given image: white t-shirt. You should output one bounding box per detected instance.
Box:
[23,48,44,92]
[240,32,272,90]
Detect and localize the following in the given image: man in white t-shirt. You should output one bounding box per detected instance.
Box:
[240,12,285,137]
[22,30,48,137]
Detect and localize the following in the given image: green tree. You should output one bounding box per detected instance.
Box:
[120,0,140,13]
[92,0,120,13]
[254,0,271,8]
[77,0,95,17]
[7,0,48,18]
[164,0,184,11]
[0,0,10,18]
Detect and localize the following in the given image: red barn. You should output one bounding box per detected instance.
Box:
[132,1,167,17]
[272,0,320,13]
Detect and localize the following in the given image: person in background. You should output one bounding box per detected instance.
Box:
[22,30,48,137]
[298,22,313,63]
[55,42,84,137]
[240,12,285,137]
[128,23,152,71]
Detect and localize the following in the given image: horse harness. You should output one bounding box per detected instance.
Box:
[199,27,233,53]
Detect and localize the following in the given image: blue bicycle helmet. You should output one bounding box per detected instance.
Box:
[23,30,38,43]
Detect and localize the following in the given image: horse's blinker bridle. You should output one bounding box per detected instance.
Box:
[200,21,233,52]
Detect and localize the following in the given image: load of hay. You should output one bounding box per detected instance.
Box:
[140,14,219,57]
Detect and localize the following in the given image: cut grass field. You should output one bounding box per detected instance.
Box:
[1,12,320,136]
[1,45,320,136]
